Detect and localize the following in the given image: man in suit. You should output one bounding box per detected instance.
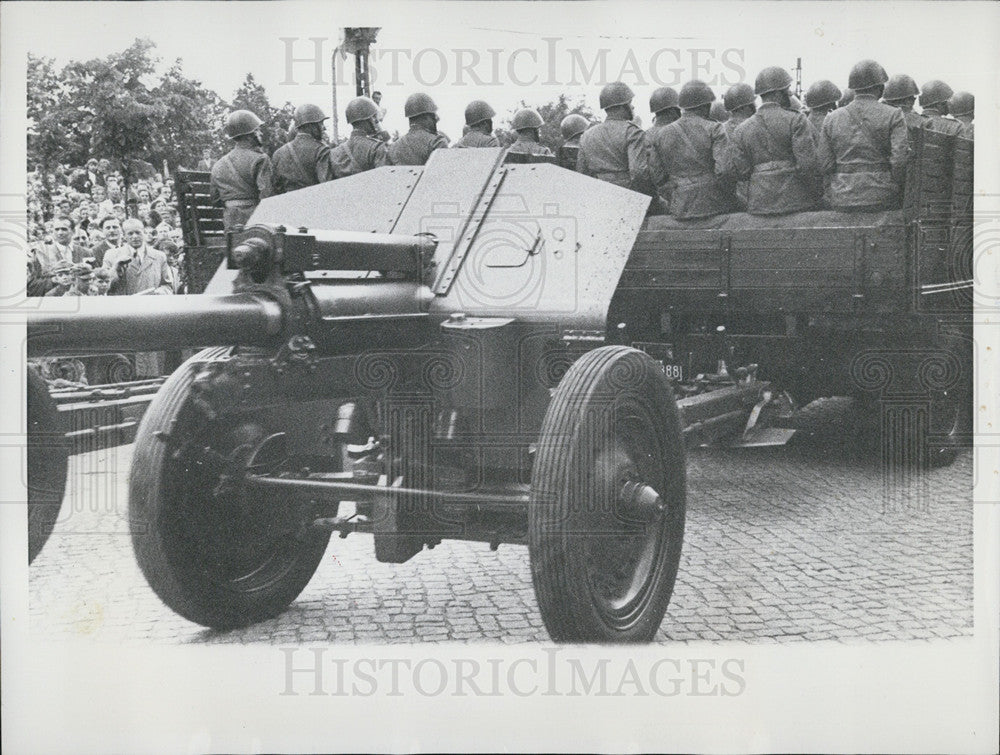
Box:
[101,218,174,295]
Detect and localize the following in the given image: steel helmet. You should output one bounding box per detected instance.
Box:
[344,96,380,124]
[511,108,544,131]
[920,80,954,108]
[560,113,589,140]
[464,100,496,126]
[755,66,793,96]
[599,81,635,110]
[847,60,889,91]
[293,103,328,127]
[649,86,679,114]
[709,101,730,122]
[839,89,855,107]
[723,83,755,112]
[404,92,438,119]
[678,80,716,109]
[225,110,263,139]
[882,74,919,103]
[804,80,842,110]
[948,91,974,117]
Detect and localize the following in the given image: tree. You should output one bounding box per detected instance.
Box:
[152,60,229,170]
[495,94,595,153]
[231,73,294,156]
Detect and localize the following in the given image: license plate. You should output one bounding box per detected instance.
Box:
[632,342,683,381]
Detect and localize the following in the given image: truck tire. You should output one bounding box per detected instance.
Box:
[129,348,331,629]
[27,368,69,564]
[529,346,686,643]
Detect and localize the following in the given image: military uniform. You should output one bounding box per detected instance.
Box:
[920,107,964,138]
[271,132,334,194]
[209,144,273,230]
[506,137,554,157]
[577,118,649,191]
[723,115,752,209]
[329,129,390,177]
[646,112,733,219]
[727,102,820,215]
[387,125,449,166]
[817,93,909,211]
[955,118,974,140]
[557,136,581,171]
[452,130,500,148]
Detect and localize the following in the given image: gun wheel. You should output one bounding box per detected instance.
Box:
[27,368,69,564]
[130,348,331,630]
[529,346,686,643]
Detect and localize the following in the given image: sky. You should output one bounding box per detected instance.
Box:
[5,0,998,139]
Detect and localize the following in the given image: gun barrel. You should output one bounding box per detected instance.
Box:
[27,293,285,356]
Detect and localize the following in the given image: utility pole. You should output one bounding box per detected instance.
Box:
[794,57,803,99]
[342,27,381,97]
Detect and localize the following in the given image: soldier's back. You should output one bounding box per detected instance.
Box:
[578,119,640,187]
[388,127,448,166]
[646,115,732,219]
[330,132,389,177]
[452,131,500,148]
[506,138,553,157]
[271,133,332,193]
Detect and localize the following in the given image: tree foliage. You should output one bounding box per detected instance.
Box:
[26,38,281,187]
[495,94,595,152]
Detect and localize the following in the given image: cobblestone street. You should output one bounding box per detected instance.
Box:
[29,399,974,645]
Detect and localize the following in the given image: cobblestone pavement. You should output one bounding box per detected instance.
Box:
[28,398,974,645]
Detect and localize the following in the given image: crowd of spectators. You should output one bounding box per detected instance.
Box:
[27,157,188,297]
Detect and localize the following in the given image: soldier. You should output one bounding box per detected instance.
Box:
[506,108,554,156]
[557,114,588,170]
[210,110,273,231]
[270,104,334,194]
[817,60,909,212]
[709,101,730,123]
[645,80,734,220]
[881,75,924,131]
[804,80,842,134]
[577,81,650,191]
[387,93,449,166]
[329,97,390,177]
[721,83,757,210]
[649,87,681,131]
[727,66,820,215]
[453,101,501,148]
[919,80,964,136]
[948,91,975,139]
[838,89,855,108]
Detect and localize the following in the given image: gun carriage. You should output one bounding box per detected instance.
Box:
[26,131,972,642]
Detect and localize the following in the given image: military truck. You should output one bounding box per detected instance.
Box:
[26,129,972,642]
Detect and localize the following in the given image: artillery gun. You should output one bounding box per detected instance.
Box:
[26,133,972,642]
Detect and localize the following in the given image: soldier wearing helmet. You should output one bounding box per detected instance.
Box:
[387,93,449,166]
[881,75,923,131]
[948,92,974,139]
[453,100,501,148]
[816,60,909,211]
[726,67,820,215]
[557,113,589,170]
[329,97,389,178]
[804,80,842,134]
[577,82,653,194]
[709,101,730,123]
[645,80,734,219]
[270,103,335,194]
[507,108,554,157]
[719,83,757,210]
[210,109,274,230]
[648,87,681,132]
[919,80,964,137]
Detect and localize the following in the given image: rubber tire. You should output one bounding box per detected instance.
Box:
[529,346,686,643]
[129,348,331,630]
[27,368,69,564]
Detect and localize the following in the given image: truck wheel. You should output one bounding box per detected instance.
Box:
[130,349,331,629]
[529,346,686,643]
[27,368,69,564]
